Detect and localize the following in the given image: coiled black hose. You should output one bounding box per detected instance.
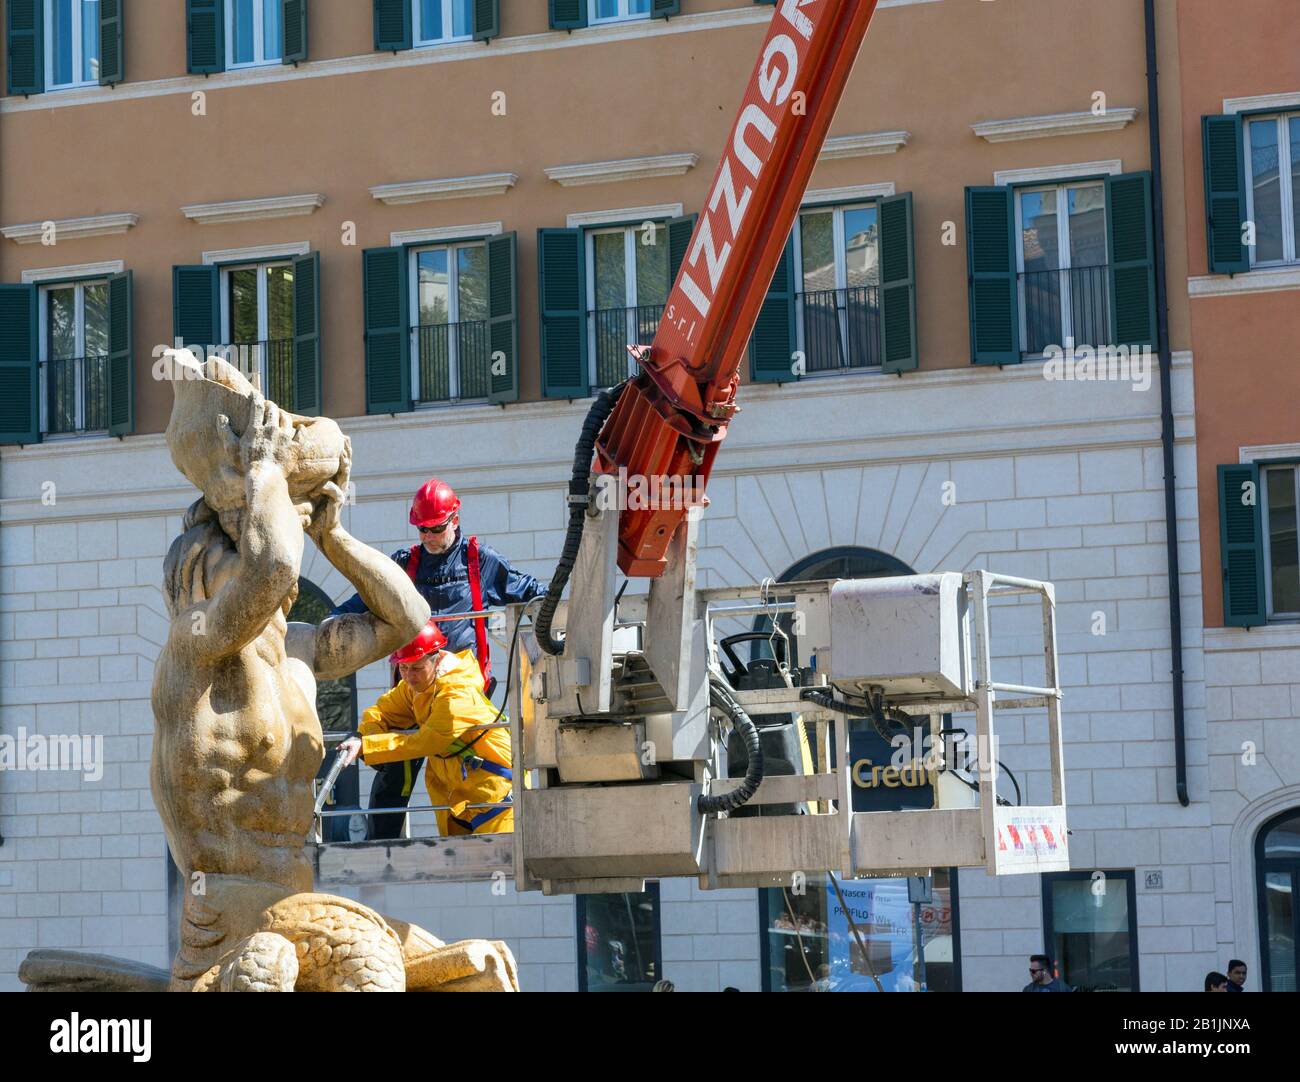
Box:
[535,381,627,656]
[698,677,765,815]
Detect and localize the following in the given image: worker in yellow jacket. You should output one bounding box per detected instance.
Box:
[339,619,513,835]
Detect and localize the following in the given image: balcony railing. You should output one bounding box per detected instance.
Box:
[796,286,881,373]
[589,304,662,388]
[414,320,491,403]
[42,355,108,436]
[1019,265,1111,356]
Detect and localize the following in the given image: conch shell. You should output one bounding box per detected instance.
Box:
[163,348,345,511]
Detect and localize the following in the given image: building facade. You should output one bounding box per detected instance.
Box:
[0,0,1292,992]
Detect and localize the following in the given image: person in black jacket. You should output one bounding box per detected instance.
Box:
[1023,954,1072,992]
[1225,959,1247,991]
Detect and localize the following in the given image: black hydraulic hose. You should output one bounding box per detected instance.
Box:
[1144,0,1189,807]
[698,678,764,815]
[535,381,628,656]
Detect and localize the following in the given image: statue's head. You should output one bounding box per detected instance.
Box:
[163,498,299,619]
[163,349,347,532]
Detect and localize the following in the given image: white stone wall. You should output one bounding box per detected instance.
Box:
[1204,624,1300,992]
[0,357,1215,992]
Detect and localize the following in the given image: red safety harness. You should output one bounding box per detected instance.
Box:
[406,537,492,690]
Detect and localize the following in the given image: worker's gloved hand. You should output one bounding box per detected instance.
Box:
[338,736,363,767]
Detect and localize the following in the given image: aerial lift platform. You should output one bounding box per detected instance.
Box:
[310,0,1070,893]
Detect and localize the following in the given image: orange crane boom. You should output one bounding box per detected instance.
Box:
[595,0,881,576]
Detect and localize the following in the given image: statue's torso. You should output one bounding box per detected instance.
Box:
[152,630,322,893]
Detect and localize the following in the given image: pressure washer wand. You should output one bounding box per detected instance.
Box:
[314,745,351,816]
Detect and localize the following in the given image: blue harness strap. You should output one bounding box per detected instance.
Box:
[452,797,513,832]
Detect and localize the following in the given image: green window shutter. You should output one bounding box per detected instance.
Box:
[1105,171,1156,350]
[282,0,309,64]
[667,214,697,287]
[652,0,681,16]
[98,0,124,85]
[1218,463,1265,627]
[879,191,918,374]
[549,1,587,31]
[187,0,225,74]
[965,186,1020,365]
[0,284,39,445]
[6,0,43,95]
[486,232,519,404]
[538,228,588,398]
[107,271,134,436]
[373,0,412,51]
[363,246,411,414]
[172,265,220,351]
[292,252,321,415]
[473,0,500,42]
[1202,114,1249,274]
[749,234,796,383]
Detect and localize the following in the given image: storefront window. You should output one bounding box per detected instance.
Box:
[577,886,661,992]
[761,871,959,991]
[1042,870,1139,991]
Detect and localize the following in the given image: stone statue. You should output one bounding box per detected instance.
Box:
[21,352,518,992]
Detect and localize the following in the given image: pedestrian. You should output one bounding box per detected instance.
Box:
[1023,954,1072,991]
[1204,971,1229,992]
[334,478,543,839]
[652,979,675,992]
[1225,959,1247,991]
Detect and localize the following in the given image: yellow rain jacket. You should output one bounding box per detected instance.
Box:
[360,649,513,835]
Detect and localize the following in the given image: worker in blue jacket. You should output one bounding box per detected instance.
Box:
[332,477,544,839]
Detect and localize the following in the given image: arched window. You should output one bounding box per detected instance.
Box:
[1257,808,1300,991]
[290,578,364,843]
[751,546,963,992]
[288,577,357,735]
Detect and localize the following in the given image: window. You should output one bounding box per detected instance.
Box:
[290,578,365,844]
[226,0,281,68]
[589,0,650,25]
[586,223,668,388]
[414,0,472,45]
[1244,113,1300,267]
[1015,182,1110,356]
[1041,870,1139,992]
[1262,465,1299,619]
[577,885,661,992]
[44,0,99,89]
[1257,808,1300,992]
[39,279,109,436]
[220,261,295,404]
[795,202,881,373]
[409,241,490,403]
[761,872,959,992]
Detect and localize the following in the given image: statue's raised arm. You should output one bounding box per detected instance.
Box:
[290,441,431,680]
[165,395,305,663]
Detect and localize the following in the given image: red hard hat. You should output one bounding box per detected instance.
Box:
[410,478,461,528]
[390,619,448,665]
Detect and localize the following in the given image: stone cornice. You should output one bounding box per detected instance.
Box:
[181,193,325,225]
[544,153,699,188]
[2,213,138,244]
[972,108,1139,144]
[369,173,518,205]
[819,131,910,160]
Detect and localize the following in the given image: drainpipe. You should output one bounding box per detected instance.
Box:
[1144,0,1189,806]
